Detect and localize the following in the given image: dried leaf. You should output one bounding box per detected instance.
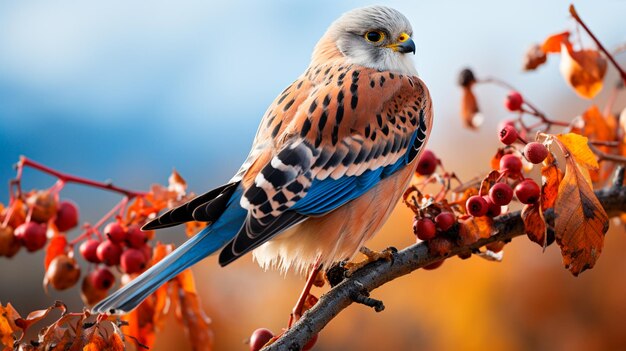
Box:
[541,152,564,211]
[461,86,481,129]
[541,31,571,53]
[581,105,613,147]
[458,216,494,246]
[173,269,214,351]
[556,133,599,170]
[479,170,501,195]
[44,234,68,270]
[560,45,608,99]
[14,301,65,332]
[523,44,548,71]
[522,203,547,247]
[0,303,21,347]
[554,156,609,276]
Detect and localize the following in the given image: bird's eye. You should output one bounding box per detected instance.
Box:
[364,31,384,43]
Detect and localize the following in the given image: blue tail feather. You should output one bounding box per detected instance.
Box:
[92,190,246,314]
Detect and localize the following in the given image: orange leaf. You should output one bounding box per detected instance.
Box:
[168,169,188,196]
[560,45,607,99]
[460,86,481,129]
[186,221,208,238]
[44,234,68,270]
[541,152,564,211]
[0,303,22,348]
[556,133,599,170]
[490,148,505,171]
[581,105,613,146]
[554,156,608,276]
[521,203,547,248]
[174,270,214,351]
[458,216,493,246]
[541,31,570,53]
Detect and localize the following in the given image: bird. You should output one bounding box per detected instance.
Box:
[93,5,433,315]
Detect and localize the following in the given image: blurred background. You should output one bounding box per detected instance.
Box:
[1,0,625,350]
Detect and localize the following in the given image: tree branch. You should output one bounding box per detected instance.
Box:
[263,169,626,351]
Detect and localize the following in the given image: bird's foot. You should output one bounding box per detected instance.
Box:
[344,246,397,277]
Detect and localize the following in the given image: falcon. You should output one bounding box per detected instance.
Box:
[94,5,433,314]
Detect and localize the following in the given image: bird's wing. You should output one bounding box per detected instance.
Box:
[219,64,432,265]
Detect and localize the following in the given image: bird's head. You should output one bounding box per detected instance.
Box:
[313,6,417,75]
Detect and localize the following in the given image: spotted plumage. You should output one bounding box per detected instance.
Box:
[93,5,433,314]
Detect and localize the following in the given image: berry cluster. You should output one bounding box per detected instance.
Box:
[1,191,79,257]
[465,93,549,218]
[79,221,152,293]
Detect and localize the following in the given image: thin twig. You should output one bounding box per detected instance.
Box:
[569,4,626,85]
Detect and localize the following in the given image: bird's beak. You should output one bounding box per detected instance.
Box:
[386,34,416,55]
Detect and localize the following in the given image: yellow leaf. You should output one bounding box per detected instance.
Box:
[559,45,607,99]
[554,156,608,276]
[556,133,599,170]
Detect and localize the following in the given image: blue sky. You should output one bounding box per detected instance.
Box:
[0,0,623,200]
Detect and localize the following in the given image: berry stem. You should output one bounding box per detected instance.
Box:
[588,142,626,164]
[569,4,626,86]
[69,198,127,245]
[481,77,569,128]
[18,156,147,198]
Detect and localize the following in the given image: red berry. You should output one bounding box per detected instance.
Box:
[303,333,318,351]
[120,248,148,274]
[0,226,21,258]
[466,195,488,217]
[489,183,514,206]
[90,267,115,290]
[497,119,516,131]
[14,222,48,252]
[434,212,456,231]
[483,196,502,217]
[125,225,147,248]
[79,239,101,263]
[249,328,274,351]
[505,91,523,111]
[499,154,523,174]
[26,190,58,223]
[414,218,437,241]
[139,244,153,262]
[96,240,123,266]
[524,142,549,164]
[499,125,519,145]
[104,222,126,243]
[423,260,444,270]
[416,150,438,176]
[515,179,541,204]
[54,200,79,232]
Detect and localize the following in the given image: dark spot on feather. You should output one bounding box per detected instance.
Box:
[376,114,383,127]
[272,192,288,204]
[389,73,395,79]
[364,125,371,138]
[332,125,339,145]
[286,181,304,194]
[245,185,268,205]
[259,202,273,215]
[309,100,317,114]
[318,110,328,130]
[301,119,311,137]
[261,167,289,188]
[370,79,375,88]
[284,99,295,111]
[351,96,358,110]
[381,124,389,136]
[271,121,282,138]
[323,94,331,107]
[379,76,386,87]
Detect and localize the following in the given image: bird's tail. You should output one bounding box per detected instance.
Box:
[92,186,246,314]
